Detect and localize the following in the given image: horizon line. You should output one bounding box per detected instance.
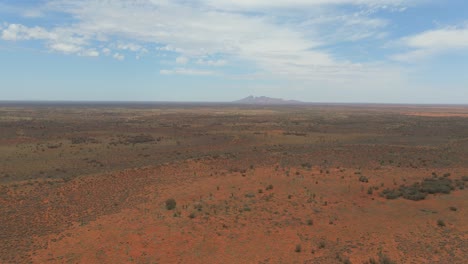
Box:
[0,100,467,107]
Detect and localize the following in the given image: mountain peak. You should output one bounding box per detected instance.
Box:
[233,96,303,105]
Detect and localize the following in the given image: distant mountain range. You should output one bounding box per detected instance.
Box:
[233,96,303,105]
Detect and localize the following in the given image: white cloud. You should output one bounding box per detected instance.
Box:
[80,49,99,57]
[160,68,215,76]
[1,24,51,41]
[176,56,189,64]
[1,23,87,55]
[102,48,111,56]
[113,53,125,60]
[49,42,82,53]
[116,43,147,53]
[406,26,468,49]
[40,0,344,75]
[1,0,412,83]
[22,9,44,18]
[203,0,407,10]
[392,24,468,62]
[197,59,227,66]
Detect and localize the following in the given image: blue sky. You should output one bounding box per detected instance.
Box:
[1,0,467,103]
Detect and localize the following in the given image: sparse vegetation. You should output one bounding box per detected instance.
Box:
[365,252,396,264]
[359,175,369,183]
[381,176,461,201]
[295,244,302,253]
[318,241,326,249]
[437,219,446,227]
[2,104,467,264]
[165,198,177,210]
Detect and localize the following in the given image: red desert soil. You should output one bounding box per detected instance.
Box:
[1,105,467,263]
[405,112,468,117]
[22,160,466,264]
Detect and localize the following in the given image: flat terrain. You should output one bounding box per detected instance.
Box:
[0,103,467,263]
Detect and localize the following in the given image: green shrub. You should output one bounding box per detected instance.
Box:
[420,177,453,194]
[400,185,427,201]
[381,189,401,199]
[295,244,302,252]
[165,198,176,210]
[378,253,396,264]
[318,241,326,249]
[381,176,456,201]
[437,219,445,227]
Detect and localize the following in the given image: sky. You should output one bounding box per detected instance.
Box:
[0,0,467,103]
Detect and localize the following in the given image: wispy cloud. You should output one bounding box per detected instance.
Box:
[0,0,415,81]
[392,23,468,62]
[160,68,215,76]
[113,53,124,61]
[203,0,408,10]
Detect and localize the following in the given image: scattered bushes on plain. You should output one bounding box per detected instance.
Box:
[165,198,176,210]
[380,176,461,201]
[359,175,369,183]
[437,219,446,227]
[295,244,302,253]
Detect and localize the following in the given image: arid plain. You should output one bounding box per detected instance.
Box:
[0,103,467,263]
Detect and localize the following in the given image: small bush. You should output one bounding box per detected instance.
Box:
[359,176,369,183]
[381,176,456,201]
[400,185,427,201]
[194,203,203,211]
[266,184,274,190]
[245,193,255,198]
[307,219,313,226]
[341,258,352,264]
[165,198,176,210]
[420,177,453,194]
[189,212,196,219]
[295,244,302,253]
[378,253,396,264]
[449,206,457,211]
[437,219,445,227]
[381,188,401,199]
[318,241,326,249]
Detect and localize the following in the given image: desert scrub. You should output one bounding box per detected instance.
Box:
[359,175,369,183]
[437,219,445,227]
[295,244,302,252]
[318,241,326,249]
[381,176,458,201]
[365,252,396,264]
[165,198,176,210]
